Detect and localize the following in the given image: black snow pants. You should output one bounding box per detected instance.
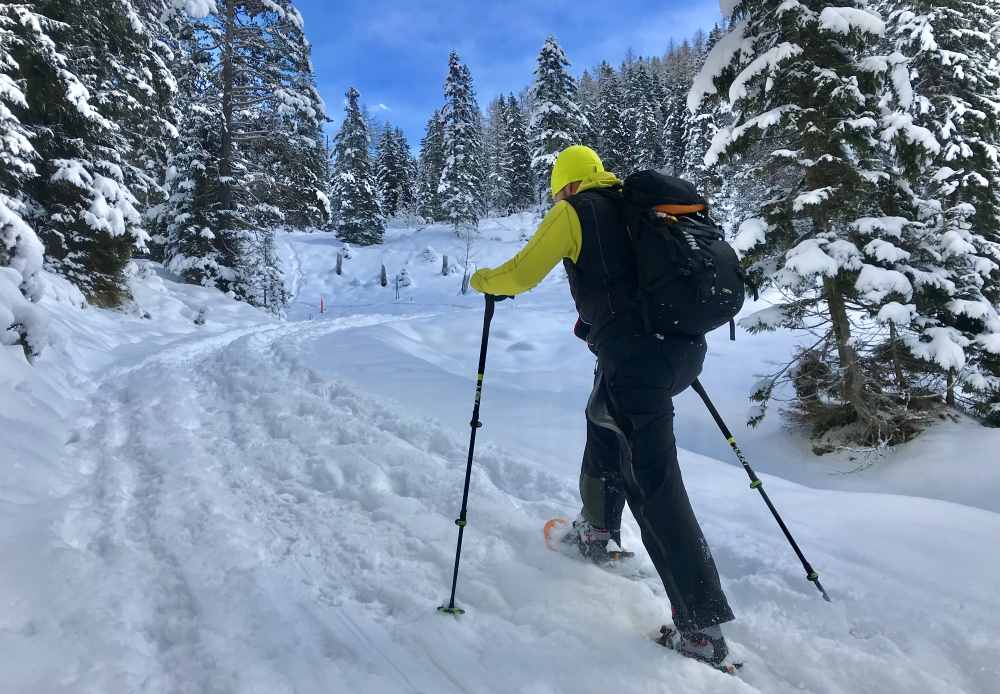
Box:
[580,332,735,633]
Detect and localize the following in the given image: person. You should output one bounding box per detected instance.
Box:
[470,145,736,668]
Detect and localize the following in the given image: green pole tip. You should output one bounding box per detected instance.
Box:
[437,605,465,616]
[750,480,763,489]
[808,571,819,581]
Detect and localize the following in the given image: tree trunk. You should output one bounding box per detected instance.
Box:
[336,253,342,275]
[824,276,873,427]
[946,370,956,407]
[219,0,236,212]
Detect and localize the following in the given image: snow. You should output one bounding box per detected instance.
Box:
[855,264,914,302]
[707,105,799,167]
[876,301,917,325]
[732,217,768,254]
[792,187,837,212]
[2,215,999,693]
[854,216,910,238]
[785,238,839,277]
[172,0,216,18]
[904,326,969,371]
[818,7,885,36]
[728,43,804,104]
[864,238,911,263]
[688,20,749,113]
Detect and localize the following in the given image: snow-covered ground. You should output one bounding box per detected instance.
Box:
[2,217,998,693]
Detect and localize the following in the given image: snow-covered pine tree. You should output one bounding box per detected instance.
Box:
[249,2,330,230]
[661,39,700,176]
[333,87,383,245]
[376,125,402,218]
[418,109,446,222]
[681,25,726,200]
[377,126,417,220]
[11,0,169,307]
[529,36,587,199]
[438,51,484,231]
[625,61,664,172]
[697,0,941,446]
[0,4,46,356]
[595,62,631,176]
[576,69,602,152]
[879,0,1000,423]
[503,94,535,214]
[160,12,240,292]
[396,128,419,217]
[484,96,510,216]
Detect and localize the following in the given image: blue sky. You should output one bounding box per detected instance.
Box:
[295,0,723,148]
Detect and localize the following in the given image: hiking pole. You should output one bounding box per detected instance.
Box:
[691,379,832,602]
[439,294,503,616]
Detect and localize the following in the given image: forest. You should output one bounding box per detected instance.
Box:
[2,0,999,447]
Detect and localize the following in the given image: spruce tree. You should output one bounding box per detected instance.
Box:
[417,110,446,222]
[626,61,664,172]
[529,36,587,198]
[484,96,509,215]
[0,4,46,355]
[11,0,173,306]
[595,62,631,176]
[700,0,939,445]
[662,40,700,176]
[376,126,417,219]
[576,69,602,152]
[504,95,535,213]
[439,51,484,231]
[880,0,1000,423]
[681,26,726,199]
[333,87,383,245]
[161,21,236,290]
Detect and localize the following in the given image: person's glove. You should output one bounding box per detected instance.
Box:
[573,318,591,341]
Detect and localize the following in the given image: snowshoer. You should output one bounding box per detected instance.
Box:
[470,145,736,668]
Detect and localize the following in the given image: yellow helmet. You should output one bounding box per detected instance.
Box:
[550,145,604,199]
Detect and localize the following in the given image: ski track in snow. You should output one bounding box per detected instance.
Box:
[6,226,1000,693]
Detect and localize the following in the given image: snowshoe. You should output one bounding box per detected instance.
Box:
[544,516,634,564]
[655,625,742,675]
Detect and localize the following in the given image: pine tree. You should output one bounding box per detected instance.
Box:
[11,0,174,306]
[529,36,587,198]
[249,3,330,230]
[681,26,726,199]
[576,69,602,151]
[879,0,1000,423]
[700,0,941,445]
[376,126,401,217]
[161,21,237,290]
[662,40,700,176]
[439,51,484,231]
[625,61,664,172]
[377,126,416,219]
[0,4,46,356]
[595,62,631,175]
[417,109,446,222]
[484,96,509,215]
[333,87,383,245]
[504,94,535,213]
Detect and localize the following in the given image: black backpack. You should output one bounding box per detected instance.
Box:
[620,170,745,337]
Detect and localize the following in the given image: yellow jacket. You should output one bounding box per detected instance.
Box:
[470,172,622,296]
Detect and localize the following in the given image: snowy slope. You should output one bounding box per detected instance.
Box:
[1,221,998,693]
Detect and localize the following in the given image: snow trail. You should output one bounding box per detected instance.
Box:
[3,226,999,693]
